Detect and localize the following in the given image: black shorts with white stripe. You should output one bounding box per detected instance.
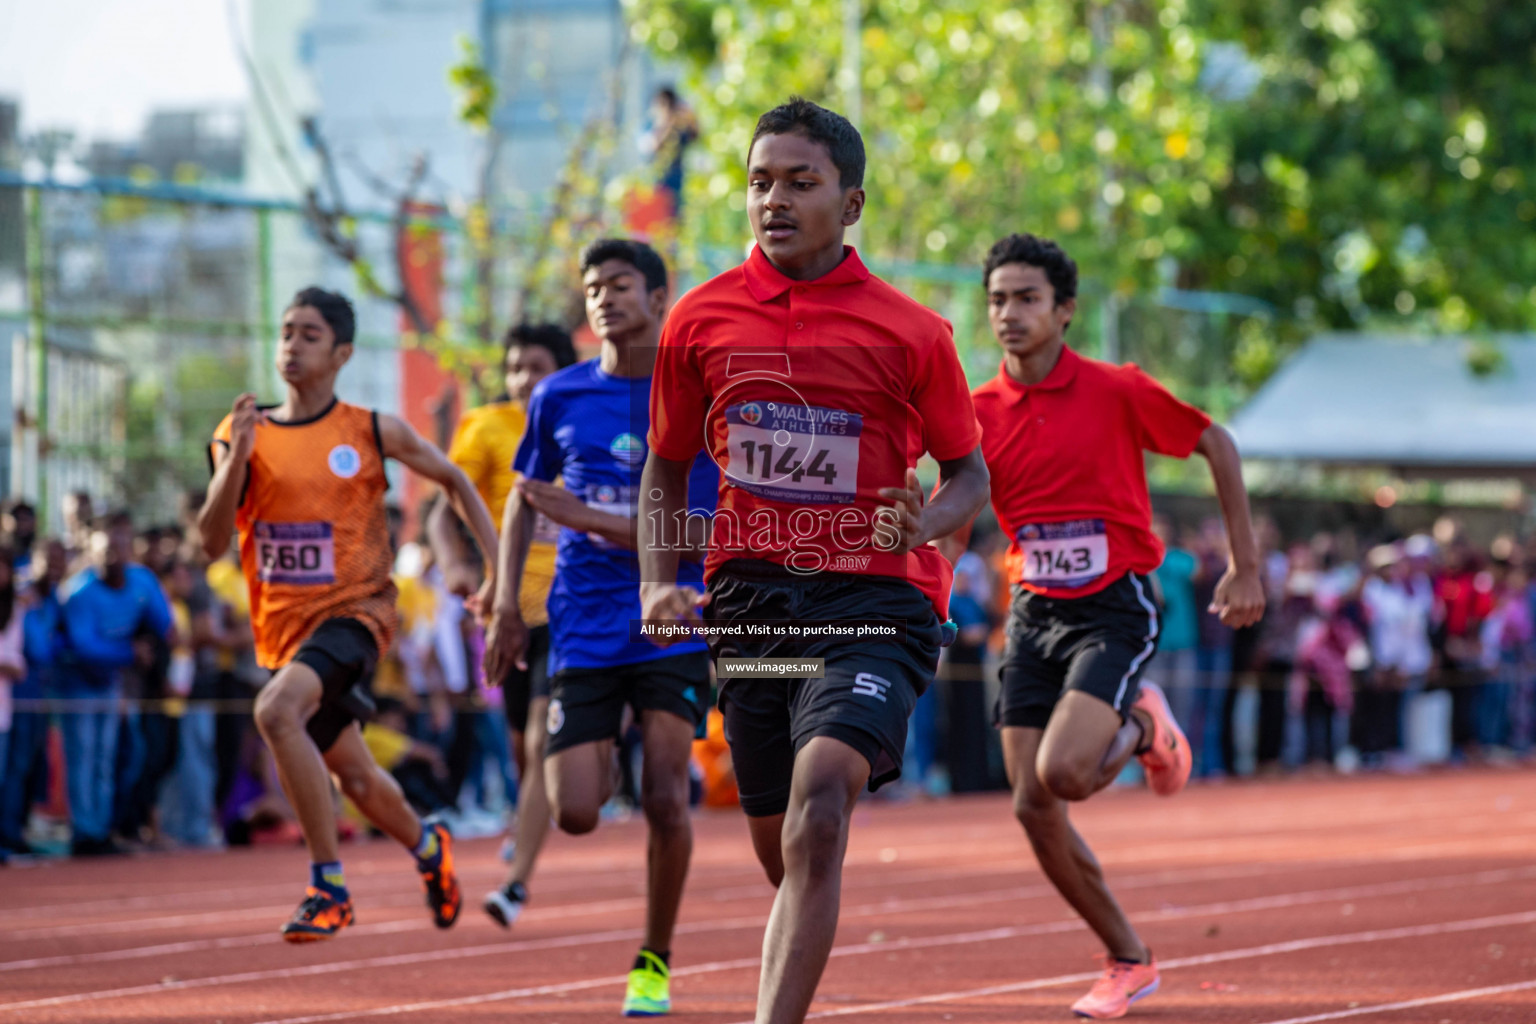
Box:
[995,572,1162,730]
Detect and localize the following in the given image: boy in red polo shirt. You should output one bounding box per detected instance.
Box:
[639,98,990,1024]
[971,233,1264,1019]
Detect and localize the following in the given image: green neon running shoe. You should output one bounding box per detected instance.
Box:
[622,949,672,1017]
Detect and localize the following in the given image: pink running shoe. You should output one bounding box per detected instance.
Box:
[1071,956,1160,1019]
[1134,681,1192,796]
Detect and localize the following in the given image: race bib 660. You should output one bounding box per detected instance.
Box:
[724,401,860,505]
[1017,519,1108,589]
[254,521,336,585]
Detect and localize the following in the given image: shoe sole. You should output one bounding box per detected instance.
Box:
[281,929,340,944]
[484,894,523,929]
[622,1008,670,1017]
[1072,975,1160,1019]
[1137,684,1190,797]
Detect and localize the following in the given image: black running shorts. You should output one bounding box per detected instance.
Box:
[543,650,711,757]
[996,572,1162,730]
[292,617,380,753]
[502,624,553,735]
[705,559,942,818]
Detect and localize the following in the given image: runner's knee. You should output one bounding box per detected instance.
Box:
[333,762,375,805]
[1041,759,1096,802]
[253,685,304,738]
[783,784,850,872]
[640,770,689,833]
[551,797,600,835]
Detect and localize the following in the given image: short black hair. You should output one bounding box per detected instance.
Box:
[750,97,864,189]
[655,85,680,108]
[580,238,669,295]
[983,233,1078,305]
[93,509,134,532]
[287,286,357,347]
[2,499,34,518]
[503,322,578,369]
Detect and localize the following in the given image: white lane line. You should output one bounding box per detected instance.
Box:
[1,786,1507,918]
[11,865,1532,1018]
[5,854,1498,975]
[0,856,1301,970]
[1252,979,1536,1024]
[252,909,1536,1024]
[785,911,1536,1022]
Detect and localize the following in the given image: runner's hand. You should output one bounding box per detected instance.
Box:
[229,393,262,464]
[442,561,479,599]
[640,582,710,647]
[1211,565,1265,629]
[876,468,927,555]
[467,576,495,621]
[483,608,529,682]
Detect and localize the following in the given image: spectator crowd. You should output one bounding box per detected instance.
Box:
[2,488,1534,862]
[907,514,1536,795]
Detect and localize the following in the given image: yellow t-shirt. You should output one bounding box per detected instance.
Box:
[205,556,249,673]
[447,401,558,626]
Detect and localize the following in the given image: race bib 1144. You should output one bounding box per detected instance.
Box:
[724,401,861,505]
[254,521,336,585]
[1016,519,1108,589]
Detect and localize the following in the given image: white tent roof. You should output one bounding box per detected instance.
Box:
[1227,334,1536,471]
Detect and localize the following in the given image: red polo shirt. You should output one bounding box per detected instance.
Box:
[650,245,982,618]
[972,346,1211,599]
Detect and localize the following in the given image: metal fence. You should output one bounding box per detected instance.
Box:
[1,173,1270,532]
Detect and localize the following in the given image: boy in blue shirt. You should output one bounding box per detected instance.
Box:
[484,239,716,1017]
[58,511,174,855]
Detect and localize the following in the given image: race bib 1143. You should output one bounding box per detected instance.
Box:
[724,401,861,505]
[254,521,336,586]
[1016,519,1108,589]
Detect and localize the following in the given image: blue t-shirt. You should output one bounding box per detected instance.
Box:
[59,565,173,687]
[1154,547,1198,652]
[515,359,718,672]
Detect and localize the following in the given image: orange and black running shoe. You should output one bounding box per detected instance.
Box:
[280,887,354,943]
[417,821,461,929]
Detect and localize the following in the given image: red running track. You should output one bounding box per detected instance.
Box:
[2,770,1535,1023]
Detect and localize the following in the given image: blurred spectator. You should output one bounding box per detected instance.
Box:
[361,697,454,817]
[1357,545,1411,765]
[1150,517,1199,750]
[2,501,37,575]
[57,511,173,855]
[1434,543,1495,760]
[643,85,699,216]
[1253,544,1315,773]
[61,491,94,561]
[1192,519,1235,777]
[943,556,995,794]
[1480,565,1532,756]
[2,539,66,856]
[0,548,26,839]
[1293,591,1363,767]
[160,558,224,848]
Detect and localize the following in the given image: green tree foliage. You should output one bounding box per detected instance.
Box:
[630,0,1228,296]
[1187,0,1536,335]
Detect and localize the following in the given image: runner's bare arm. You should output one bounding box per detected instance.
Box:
[198,393,261,560]
[377,413,500,587]
[425,497,478,596]
[516,478,638,551]
[876,446,990,556]
[638,451,709,643]
[1193,424,1265,628]
[484,478,536,679]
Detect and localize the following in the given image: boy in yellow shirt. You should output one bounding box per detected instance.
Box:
[429,322,576,927]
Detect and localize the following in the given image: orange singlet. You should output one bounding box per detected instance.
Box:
[212,399,397,669]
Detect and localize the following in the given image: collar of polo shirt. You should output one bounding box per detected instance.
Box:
[996,344,1082,396]
[743,244,870,302]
